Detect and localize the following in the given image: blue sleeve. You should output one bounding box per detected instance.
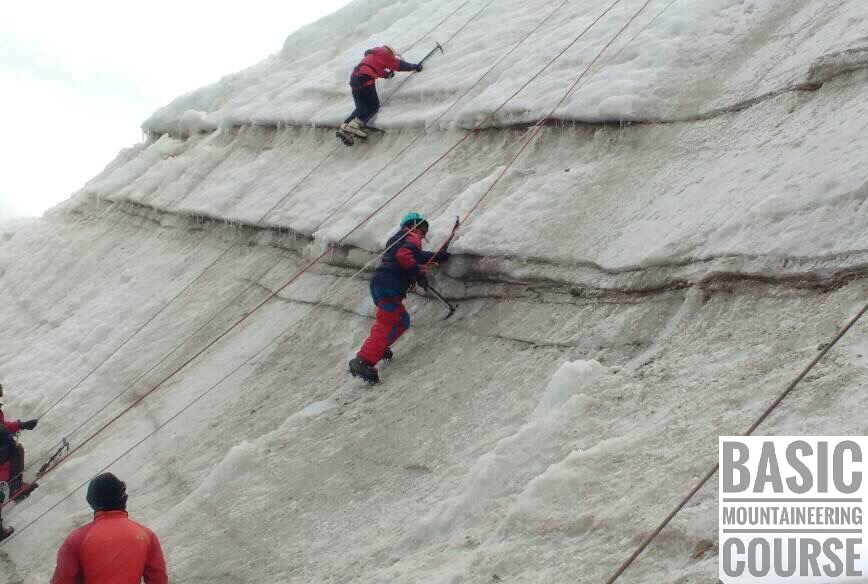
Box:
[397,59,419,72]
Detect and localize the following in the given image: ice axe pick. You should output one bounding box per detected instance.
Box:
[419,41,444,65]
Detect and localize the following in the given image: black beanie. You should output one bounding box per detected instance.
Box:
[86,473,128,511]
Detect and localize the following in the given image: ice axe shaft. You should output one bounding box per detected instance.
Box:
[444,216,460,247]
[426,284,456,319]
[419,41,444,65]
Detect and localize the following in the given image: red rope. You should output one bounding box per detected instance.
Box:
[5,0,634,513]
[465,0,654,221]
[604,298,868,584]
[402,0,473,53]
[424,0,646,267]
[36,242,239,420]
[314,0,571,232]
[3,4,481,512]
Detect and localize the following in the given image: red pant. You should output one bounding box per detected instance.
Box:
[0,443,24,489]
[357,296,410,364]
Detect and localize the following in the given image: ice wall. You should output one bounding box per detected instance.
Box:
[143,0,868,131]
[1,0,868,582]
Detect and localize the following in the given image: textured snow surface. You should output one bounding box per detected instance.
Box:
[1,210,866,583]
[2,0,868,582]
[143,0,868,131]
[86,68,868,284]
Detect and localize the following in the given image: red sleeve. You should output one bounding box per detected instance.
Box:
[3,420,20,434]
[51,528,86,584]
[143,530,168,584]
[395,246,418,270]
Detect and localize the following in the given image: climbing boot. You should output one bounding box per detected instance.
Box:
[342,118,368,138]
[349,357,379,384]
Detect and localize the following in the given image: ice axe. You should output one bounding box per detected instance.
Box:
[426,284,456,320]
[419,216,459,319]
[418,41,444,66]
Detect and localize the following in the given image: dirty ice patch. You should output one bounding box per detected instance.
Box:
[533,359,605,417]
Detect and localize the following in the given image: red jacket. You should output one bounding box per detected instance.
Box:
[0,409,21,434]
[51,511,168,584]
[353,47,418,88]
[0,409,19,482]
[357,46,401,79]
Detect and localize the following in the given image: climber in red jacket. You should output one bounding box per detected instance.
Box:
[349,212,451,383]
[0,382,39,540]
[339,45,422,140]
[51,473,168,584]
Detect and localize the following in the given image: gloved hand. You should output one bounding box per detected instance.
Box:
[20,419,38,431]
[435,250,451,262]
[415,63,423,72]
[385,69,395,79]
[416,272,429,290]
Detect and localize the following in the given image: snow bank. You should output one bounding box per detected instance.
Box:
[84,66,868,287]
[143,0,868,132]
[533,359,605,417]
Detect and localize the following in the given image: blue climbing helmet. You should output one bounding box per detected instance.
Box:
[400,212,428,231]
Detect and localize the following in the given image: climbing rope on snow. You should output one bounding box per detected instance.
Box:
[2,0,653,522]
[312,0,572,232]
[0,208,436,538]
[36,241,242,421]
[319,0,632,266]
[461,0,656,222]
[604,297,868,584]
[401,0,474,53]
[9,5,470,489]
[34,0,638,486]
[382,0,498,105]
[422,0,656,266]
[3,328,276,543]
[23,0,465,426]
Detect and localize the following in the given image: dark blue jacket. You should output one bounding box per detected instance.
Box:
[371,228,449,298]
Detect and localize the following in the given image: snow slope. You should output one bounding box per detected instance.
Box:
[143,0,868,130]
[2,0,868,582]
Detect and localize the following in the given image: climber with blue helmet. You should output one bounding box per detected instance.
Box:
[349,212,451,383]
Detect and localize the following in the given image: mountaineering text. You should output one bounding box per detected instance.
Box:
[719,437,866,583]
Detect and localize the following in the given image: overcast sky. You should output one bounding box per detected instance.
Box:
[1,1,351,219]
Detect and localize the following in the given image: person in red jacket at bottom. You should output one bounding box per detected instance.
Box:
[338,45,422,141]
[51,473,168,584]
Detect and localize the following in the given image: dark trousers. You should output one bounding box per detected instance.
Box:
[345,79,380,125]
[8,443,23,493]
